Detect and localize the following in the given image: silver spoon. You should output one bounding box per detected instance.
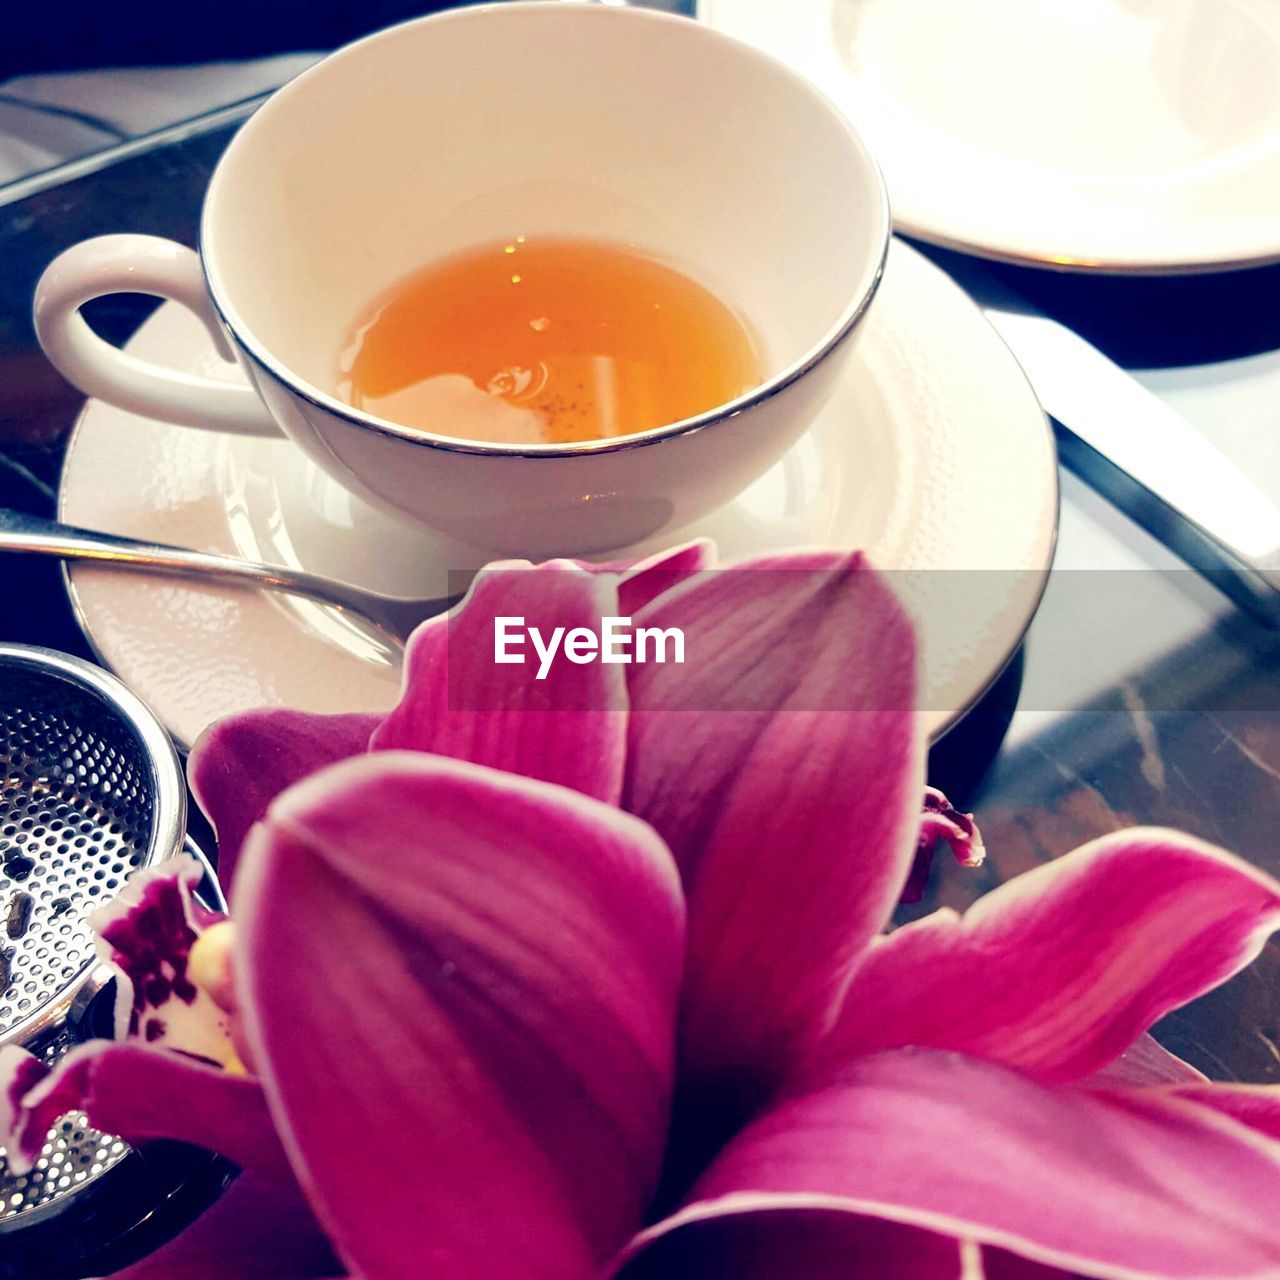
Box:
[0,507,452,648]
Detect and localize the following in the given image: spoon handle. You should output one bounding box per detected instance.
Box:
[0,506,380,621]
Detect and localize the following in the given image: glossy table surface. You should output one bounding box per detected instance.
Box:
[1,85,1279,1245]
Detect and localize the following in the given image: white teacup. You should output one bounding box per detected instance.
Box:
[34,2,888,558]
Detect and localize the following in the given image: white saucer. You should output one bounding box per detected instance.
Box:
[58,239,1057,749]
[701,0,1280,274]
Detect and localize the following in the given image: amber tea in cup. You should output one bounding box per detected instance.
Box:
[336,236,763,446]
[35,3,890,554]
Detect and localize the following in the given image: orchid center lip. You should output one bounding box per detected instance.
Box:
[189,920,239,1015]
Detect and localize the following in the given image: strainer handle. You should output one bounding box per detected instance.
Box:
[34,235,281,438]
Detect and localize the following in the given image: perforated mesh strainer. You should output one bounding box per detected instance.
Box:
[0,645,227,1278]
[0,644,184,1052]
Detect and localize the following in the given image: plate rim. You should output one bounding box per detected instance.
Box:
[697,0,1280,276]
[893,225,1280,279]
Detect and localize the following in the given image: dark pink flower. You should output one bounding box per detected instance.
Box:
[4,543,1280,1280]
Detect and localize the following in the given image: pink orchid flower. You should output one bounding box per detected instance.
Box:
[4,542,1280,1280]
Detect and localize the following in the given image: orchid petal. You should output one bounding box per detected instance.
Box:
[612,1209,965,1279]
[0,1046,48,1157]
[619,540,717,615]
[371,561,628,803]
[600,539,717,616]
[0,1042,289,1183]
[107,1172,341,1280]
[1163,1083,1280,1142]
[1085,1033,1205,1088]
[624,551,921,1094]
[822,830,1280,1084]
[189,709,379,889]
[980,1250,1073,1279]
[630,1049,1280,1280]
[233,752,684,1280]
[92,856,233,1065]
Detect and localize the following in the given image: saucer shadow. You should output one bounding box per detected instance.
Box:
[918,240,1280,368]
[927,644,1025,805]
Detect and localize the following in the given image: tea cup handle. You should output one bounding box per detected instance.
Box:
[34,235,282,437]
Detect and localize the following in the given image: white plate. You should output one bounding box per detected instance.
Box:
[58,240,1057,749]
[701,0,1280,274]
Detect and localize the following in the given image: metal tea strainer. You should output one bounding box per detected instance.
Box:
[0,644,229,1279]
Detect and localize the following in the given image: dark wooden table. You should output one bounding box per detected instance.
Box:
[2,95,1280,1274]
